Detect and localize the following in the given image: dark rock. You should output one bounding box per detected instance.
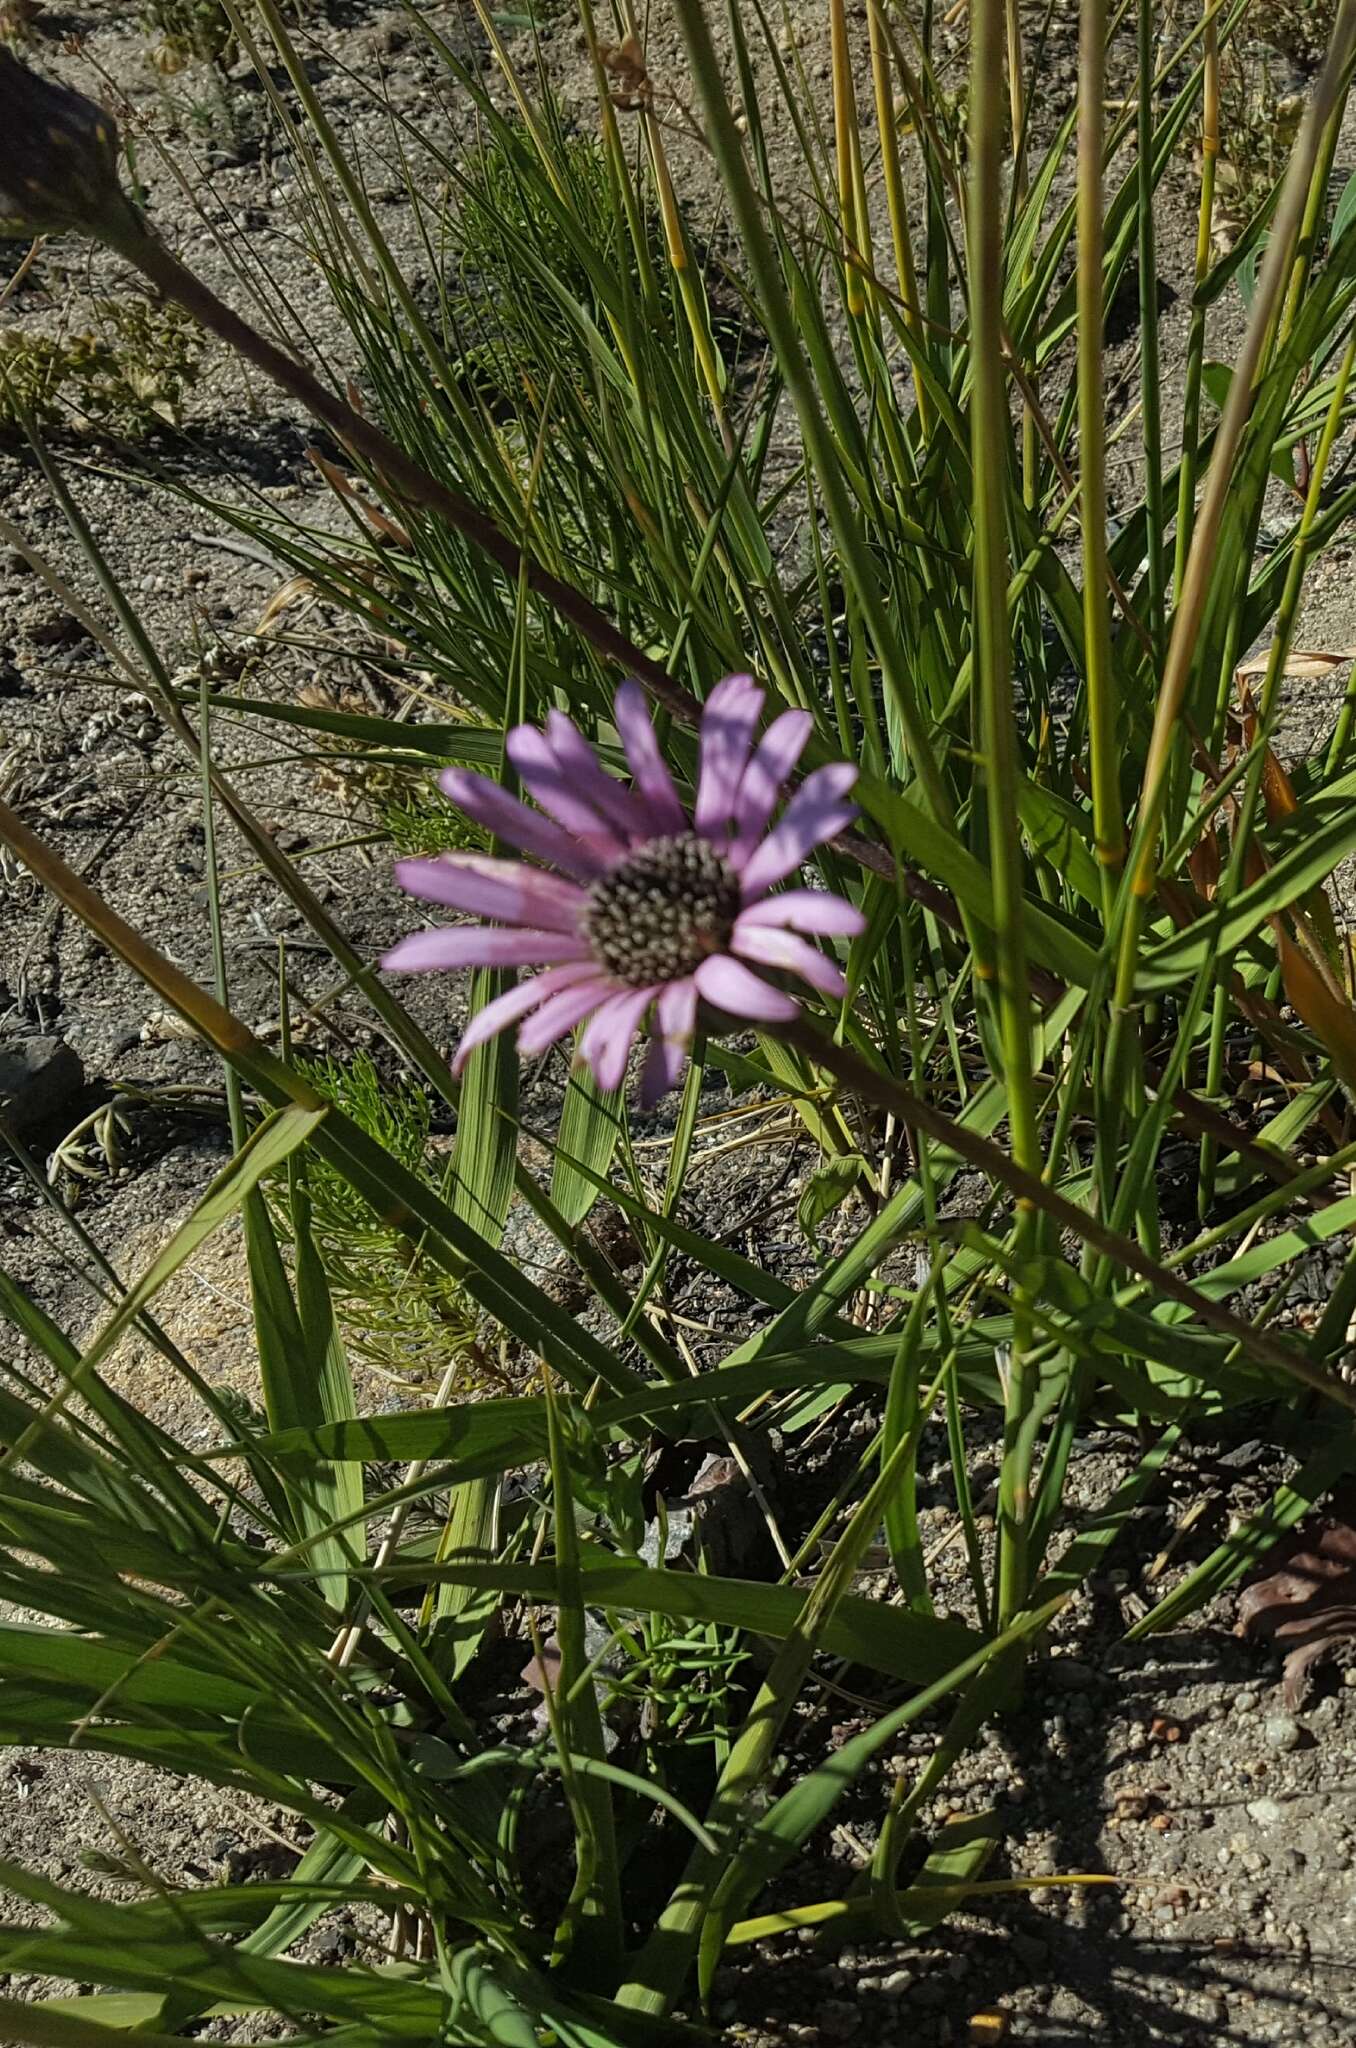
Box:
[0,1037,83,1137]
[24,609,87,650]
[1048,1656,1096,1692]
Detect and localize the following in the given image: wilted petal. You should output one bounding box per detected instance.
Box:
[580,986,657,1093]
[452,963,598,1073]
[518,976,617,1058]
[735,889,865,937]
[395,854,586,931]
[732,922,847,997]
[615,680,687,834]
[506,725,627,857]
[728,709,813,867]
[382,926,590,973]
[439,767,605,881]
[639,975,698,1107]
[738,763,859,898]
[694,673,763,840]
[694,953,799,1022]
[543,711,652,842]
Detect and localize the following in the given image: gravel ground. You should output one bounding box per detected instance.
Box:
[2,1,1356,2042]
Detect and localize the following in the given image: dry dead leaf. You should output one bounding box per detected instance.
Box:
[1236,647,1356,681]
[1237,1499,1356,1709]
[1274,926,1356,1095]
[256,574,317,635]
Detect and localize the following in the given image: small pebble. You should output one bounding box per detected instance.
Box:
[1264,1713,1302,1753]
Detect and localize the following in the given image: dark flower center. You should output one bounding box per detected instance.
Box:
[585,833,741,987]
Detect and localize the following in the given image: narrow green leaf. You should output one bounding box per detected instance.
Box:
[551,1064,623,1229]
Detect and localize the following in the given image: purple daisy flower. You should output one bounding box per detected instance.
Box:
[383,675,865,1105]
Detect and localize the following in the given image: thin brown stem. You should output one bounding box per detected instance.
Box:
[112,223,695,724]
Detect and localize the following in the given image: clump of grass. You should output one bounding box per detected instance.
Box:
[447,115,669,408]
[0,296,202,434]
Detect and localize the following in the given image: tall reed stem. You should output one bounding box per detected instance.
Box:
[866,0,929,431]
[1137,0,1167,655]
[1078,0,1122,914]
[968,0,1043,1627]
[1002,0,1036,506]
[1173,5,1218,600]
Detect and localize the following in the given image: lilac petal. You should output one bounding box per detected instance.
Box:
[543,711,653,842]
[738,764,860,899]
[395,854,586,932]
[735,889,865,937]
[517,975,617,1058]
[382,926,590,973]
[506,725,627,857]
[438,767,606,881]
[694,673,764,840]
[639,975,697,1108]
[694,952,800,1022]
[728,709,813,867]
[452,963,597,1074]
[615,680,687,834]
[640,1032,687,1108]
[580,985,657,1093]
[732,922,847,998]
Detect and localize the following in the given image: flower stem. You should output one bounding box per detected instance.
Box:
[103,216,694,725]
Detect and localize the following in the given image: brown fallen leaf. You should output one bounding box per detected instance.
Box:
[1237,1491,1356,1708]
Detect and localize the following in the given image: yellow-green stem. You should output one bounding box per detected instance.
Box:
[829,0,868,318]
[1078,0,1122,910]
[969,0,1043,1627]
[1005,0,1037,506]
[866,0,929,431]
[1173,7,1218,600]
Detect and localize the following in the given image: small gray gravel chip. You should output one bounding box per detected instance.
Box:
[1264,1712,1303,1753]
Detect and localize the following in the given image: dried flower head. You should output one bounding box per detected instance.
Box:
[384,675,865,1104]
[0,48,137,242]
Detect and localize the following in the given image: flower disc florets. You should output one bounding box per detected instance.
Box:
[585,833,741,987]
